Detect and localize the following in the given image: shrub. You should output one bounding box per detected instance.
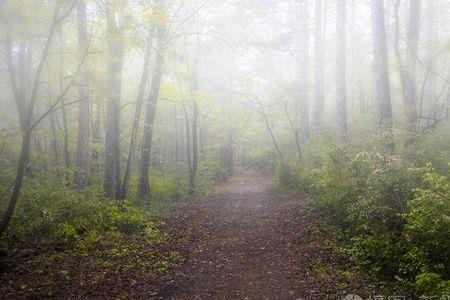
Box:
[402,165,450,292]
[2,181,158,251]
[306,147,450,295]
[149,175,187,202]
[194,159,230,195]
[247,148,276,171]
[275,156,313,194]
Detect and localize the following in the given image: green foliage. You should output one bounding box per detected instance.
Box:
[275,156,312,194]
[3,181,157,250]
[149,174,187,202]
[298,143,450,296]
[196,159,230,195]
[402,165,450,284]
[247,148,276,171]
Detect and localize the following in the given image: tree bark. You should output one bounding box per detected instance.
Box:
[120,46,151,200]
[59,27,71,171]
[189,98,199,195]
[138,0,166,199]
[370,0,394,151]
[104,1,125,200]
[314,0,324,133]
[403,0,421,134]
[0,131,31,238]
[299,0,310,140]
[74,0,90,190]
[421,0,437,129]
[262,110,283,163]
[183,101,192,174]
[336,0,347,141]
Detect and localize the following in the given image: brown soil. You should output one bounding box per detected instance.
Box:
[1,169,364,299]
[155,169,359,300]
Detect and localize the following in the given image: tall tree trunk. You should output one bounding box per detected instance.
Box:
[314,0,324,133]
[182,102,192,187]
[138,0,166,199]
[120,47,150,200]
[74,0,90,189]
[174,104,179,167]
[299,0,310,140]
[262,111,283,163]
[422,0,437,129]
[48,88,59,167]
[0,131,31,238]
[404,0,421,135]
[137,64,163,198]
[104,1,125,199]
[59,27,71,171]
[189,98,198,195]
[370,0,394,151]
[336,0,347,141]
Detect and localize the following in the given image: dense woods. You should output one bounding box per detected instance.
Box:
[0,0,450,298]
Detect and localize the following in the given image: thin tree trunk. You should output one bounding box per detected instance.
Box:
[370,0,394,151]
[48,88,59,167]
[314,0,324,133]
[59,27,71,170]
[0,131,31,238]
[138,64,163,198]
[299,0,310,140]
[120,47,151,200]
[138,0,166,199]
[174,104,179,167]
[74,0,90,190]
[189,98,198,195]
[422,0,437,129]
[91,103,101,173]
[182,102,192,187]
[404,0,421,135]
[262,111,283,163]
[336,0,347,141]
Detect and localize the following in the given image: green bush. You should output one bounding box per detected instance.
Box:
[248,148,276,171]
[150,175,187,202]
[196,159,230,195]
[401,165,450,291]
[306,146,450,295]
[3,181,158,250]
[275,156,313,194]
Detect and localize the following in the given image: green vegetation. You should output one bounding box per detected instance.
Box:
[276,125,450,296]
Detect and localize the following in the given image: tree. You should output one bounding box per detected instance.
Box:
[74,0,90,190]
[298,0,310,140]
[421,0,437,129]
[404,0,421,135]
[120,43,151,200]
[189,95,199,196]
[104,0,126,199]
[0,2,84,238]
[314,0,324,133]
[336,0,347,141]
[138,0,167,199]
[370,0,394,151]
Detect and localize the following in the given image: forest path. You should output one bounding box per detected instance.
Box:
[157,169,307,300]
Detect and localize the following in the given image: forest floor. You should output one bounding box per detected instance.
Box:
[154,169,367,300]
[0,169,368,299]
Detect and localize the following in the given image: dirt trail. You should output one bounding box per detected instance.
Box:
[157,169,306,300]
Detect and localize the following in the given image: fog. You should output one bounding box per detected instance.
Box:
[1,0,450,298]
